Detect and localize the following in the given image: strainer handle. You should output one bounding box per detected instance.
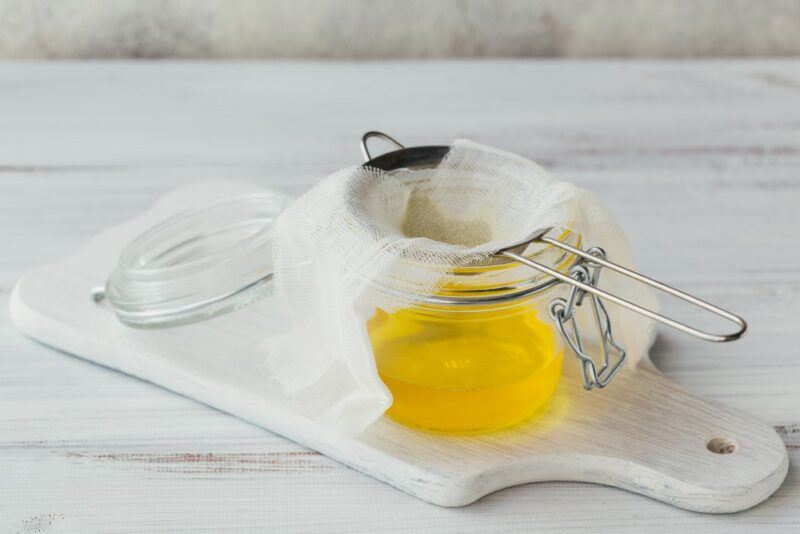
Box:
[361,131,405,161]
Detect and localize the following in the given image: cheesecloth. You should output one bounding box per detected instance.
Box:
[265,139,658,435]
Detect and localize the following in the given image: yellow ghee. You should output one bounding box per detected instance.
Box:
[367,300,563,433]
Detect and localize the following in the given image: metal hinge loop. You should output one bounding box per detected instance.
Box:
[547,249,627,389]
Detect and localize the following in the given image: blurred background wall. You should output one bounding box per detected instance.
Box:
[1,0,799,59]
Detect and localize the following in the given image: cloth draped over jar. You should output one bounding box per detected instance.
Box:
[264,140,658,435]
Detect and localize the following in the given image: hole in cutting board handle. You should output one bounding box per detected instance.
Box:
[707,437,738,454]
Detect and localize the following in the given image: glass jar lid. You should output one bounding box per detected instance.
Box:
[103,192,290,328]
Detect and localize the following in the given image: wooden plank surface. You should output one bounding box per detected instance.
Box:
[1,60,799,532]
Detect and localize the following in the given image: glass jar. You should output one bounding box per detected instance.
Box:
[364,230,581,433]
[355,131,745,432]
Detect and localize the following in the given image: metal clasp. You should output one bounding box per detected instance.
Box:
[547,248,626,389]
[498,228,748,389]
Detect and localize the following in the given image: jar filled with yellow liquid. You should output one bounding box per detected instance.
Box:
[357,132,745,434]
[365,234,579,433]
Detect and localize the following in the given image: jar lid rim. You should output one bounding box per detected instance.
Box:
[105,191,290,328]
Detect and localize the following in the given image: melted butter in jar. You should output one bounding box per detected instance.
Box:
[367,194,569,433]
[367,301,563,433]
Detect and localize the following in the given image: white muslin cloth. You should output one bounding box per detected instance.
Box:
[265,140,658,435]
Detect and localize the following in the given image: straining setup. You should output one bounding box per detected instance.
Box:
[95,131,748,434]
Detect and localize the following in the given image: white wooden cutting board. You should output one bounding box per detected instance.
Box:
[10,180,788,513]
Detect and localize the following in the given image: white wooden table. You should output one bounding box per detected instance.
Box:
[2,60,799,533]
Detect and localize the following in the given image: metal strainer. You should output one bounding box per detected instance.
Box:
[362,131,747,390]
